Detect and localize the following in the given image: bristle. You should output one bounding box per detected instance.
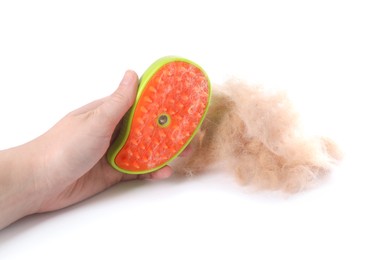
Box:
[115,61,210,172]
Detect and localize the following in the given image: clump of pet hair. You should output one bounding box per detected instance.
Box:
[173,79,342,193]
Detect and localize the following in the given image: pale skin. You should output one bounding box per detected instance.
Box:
[0,70,178,230]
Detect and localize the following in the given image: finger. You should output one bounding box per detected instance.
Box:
[179,146,193,157]
[69,70,138,117]
[109,117,125,144]
[69,98,106,116]
[149,166,173,179]
[99,70,139,127]
[120,165,173,181]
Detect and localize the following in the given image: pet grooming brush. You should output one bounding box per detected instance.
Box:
[107,56,211,174]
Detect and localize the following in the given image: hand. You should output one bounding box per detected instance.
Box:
[0,71,173,229]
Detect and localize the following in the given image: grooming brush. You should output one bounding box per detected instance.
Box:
[107,56,211,174]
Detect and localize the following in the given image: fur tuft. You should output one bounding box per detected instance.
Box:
[173,80,342,193]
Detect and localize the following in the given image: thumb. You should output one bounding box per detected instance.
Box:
[99,70,139,127]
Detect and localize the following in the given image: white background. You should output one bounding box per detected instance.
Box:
[0,0,389,259]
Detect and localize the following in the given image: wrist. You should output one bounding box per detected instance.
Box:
[0,142,44,229]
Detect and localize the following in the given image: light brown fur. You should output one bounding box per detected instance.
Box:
[173,80,342,193]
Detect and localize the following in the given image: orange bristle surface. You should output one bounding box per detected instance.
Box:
[115,61,209,172]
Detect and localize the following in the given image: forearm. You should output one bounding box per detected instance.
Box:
[0,144,41,230]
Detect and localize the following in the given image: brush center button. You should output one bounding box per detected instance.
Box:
[157,114,170,127]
